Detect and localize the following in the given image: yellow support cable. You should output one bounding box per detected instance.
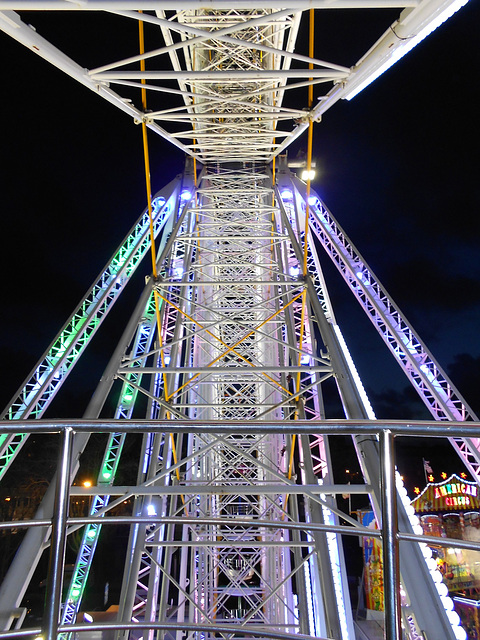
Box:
[287,8,316,498]
[138,18,184,495]
[308,8,314,109]
[271,143,276,253]
[155,290,304,401]
[138,18,166,381]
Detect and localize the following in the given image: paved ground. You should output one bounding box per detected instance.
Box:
[354,618,385,640]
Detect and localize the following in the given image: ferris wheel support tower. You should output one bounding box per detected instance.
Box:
[0,2,475,640]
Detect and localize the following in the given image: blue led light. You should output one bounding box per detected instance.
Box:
[152,196,166,212]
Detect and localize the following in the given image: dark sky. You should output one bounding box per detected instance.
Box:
[0,5,479,487]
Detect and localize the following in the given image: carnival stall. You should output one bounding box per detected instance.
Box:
[411,474,480,639]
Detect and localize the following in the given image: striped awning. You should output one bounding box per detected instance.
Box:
[411,474,480,513]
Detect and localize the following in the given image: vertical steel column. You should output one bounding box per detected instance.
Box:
[43,427,73,640]
[380,429,401,640]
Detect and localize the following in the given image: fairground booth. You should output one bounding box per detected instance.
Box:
[411,474,480,639]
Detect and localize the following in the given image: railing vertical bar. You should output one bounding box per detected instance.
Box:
[43,427,73,640]
[380,428,401,640]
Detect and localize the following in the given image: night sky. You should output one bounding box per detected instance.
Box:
[0,4,479,491]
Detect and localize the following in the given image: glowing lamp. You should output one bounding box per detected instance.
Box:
[301,169,315,181]
[280,188,293,200]
[454,626,467,640]
[431,569,442,584]
[147,504,157,516]
[440,595,454,611]
[72,588,81,597]
[180,189,192,201]
[83,613,94,623]
[102,471,112,480]
[152,196,166,212]
[447,610,461,626]
[405,503,415,517]
[307,195,318,206]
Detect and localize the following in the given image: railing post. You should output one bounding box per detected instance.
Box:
[43,427,73,640]
[380,428,401,639]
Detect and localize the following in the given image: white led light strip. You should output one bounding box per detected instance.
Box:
[344,0,470,100]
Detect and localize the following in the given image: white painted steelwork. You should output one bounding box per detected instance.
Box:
[0,3,474,640]
[278,174,480,480]
[1,1,469,164]
[106,163,348,639]
[0,180,180,480]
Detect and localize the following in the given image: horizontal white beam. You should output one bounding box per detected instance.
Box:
[70,483,369,495]
[118,366,331,374]
[0,11,194,156]
[0,1,419,8]
[92,69,347,81]
[155,280,301,286]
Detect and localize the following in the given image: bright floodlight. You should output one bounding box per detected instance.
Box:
[301,169,315,181]
[280,188,293,200]
[152,196,166,212]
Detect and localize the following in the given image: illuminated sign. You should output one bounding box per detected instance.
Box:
[410,474,480,513]
[434,482,477,499]
[444,495,471,507]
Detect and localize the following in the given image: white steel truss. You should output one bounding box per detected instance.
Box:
[0,3,475,640]
[108,163,350,639]
[0,179,182,479]
[0,0,468,163]
[1,163,472,639]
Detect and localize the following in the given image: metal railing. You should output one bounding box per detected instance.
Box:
[1,418,479,640]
